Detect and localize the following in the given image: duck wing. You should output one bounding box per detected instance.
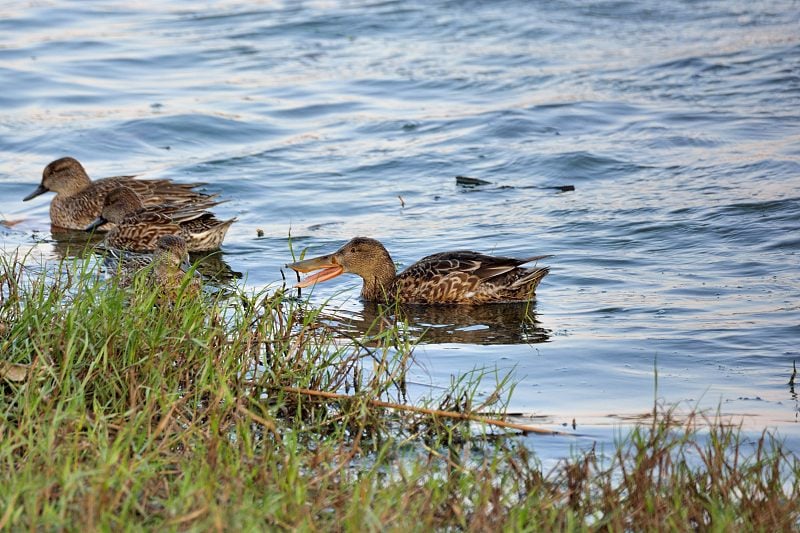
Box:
[104,211,182,252]
[120,210,177,226]
[135,204,216,225]
[95,176,215,207]
[396,251,551,304]
[409,251,550,281]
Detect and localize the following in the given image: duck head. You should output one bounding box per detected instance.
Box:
[286,237,395,289]
[85,186,144,232]
[24,157,91,201]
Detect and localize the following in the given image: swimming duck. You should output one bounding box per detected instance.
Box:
[86,186,235,252]
[23,157,215,231]
[287,237,550,304]
[104,234,200,294]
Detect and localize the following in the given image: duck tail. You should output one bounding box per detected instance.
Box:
[520,254,554,264]
[511,266,550,290]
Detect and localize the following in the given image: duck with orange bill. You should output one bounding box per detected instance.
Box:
[287,237,550,305]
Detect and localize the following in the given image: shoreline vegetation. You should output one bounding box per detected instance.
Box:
[1,252,798,530]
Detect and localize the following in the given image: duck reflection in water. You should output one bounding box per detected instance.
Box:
[287,236,552,344]
[315,300,550,346]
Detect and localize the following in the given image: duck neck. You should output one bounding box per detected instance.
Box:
[360,258,397,302]
[60,170,92,197]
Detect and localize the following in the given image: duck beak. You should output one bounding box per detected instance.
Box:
[84,216,108,232]
[23,184,48,201]
[286,253,344,288]
[180,256,193,274]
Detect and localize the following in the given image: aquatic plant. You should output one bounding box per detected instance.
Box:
[0,254,797,530]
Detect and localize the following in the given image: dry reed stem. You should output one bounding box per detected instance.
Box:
[280,386,571,436]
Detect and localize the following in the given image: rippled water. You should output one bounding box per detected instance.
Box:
[1,0,799,454]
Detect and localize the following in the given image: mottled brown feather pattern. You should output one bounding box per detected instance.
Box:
[289,237,550,305]
[97,187,235,252]
[394,251,549,304]
[102,235,201,297]
[25,157,215,230]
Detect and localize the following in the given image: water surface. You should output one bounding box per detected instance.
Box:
[1,0,799,455]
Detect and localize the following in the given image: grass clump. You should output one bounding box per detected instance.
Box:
[0,253,798,531]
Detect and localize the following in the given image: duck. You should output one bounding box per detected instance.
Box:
[103,234,201,294]
[85,186,235,252]
[286,237,550,304]
[23,157,215,231]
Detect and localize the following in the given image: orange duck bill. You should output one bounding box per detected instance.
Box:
[286,254,344,288]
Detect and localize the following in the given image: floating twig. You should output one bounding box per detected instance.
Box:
[1,218,25,228]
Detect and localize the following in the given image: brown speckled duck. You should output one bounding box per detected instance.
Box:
[86,186,235,252]
[287,237,550,304]
[23,157,215,230]
[104,235,201,295]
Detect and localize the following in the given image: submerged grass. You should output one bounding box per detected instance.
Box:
[1,253,798,531]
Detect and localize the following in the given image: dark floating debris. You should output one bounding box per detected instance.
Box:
[517,183,576,193]
[455,175,575,192]
[455,175,492,187]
